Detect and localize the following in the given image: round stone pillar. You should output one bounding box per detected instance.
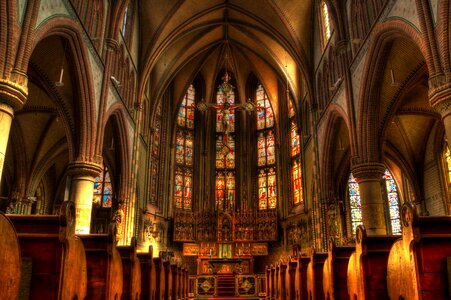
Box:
[67,161,102,234]
[429,82,451,145]
[352,162,387,235]
[0,76,28,184]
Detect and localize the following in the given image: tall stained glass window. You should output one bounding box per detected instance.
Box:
[348,173,362,234]
[383,169,401,235]
[289,100,303,205]
[256,84,277,210]
[444,146,451,184]
[215,73,236,211]
[174,85,195,210]
[321,1,332,43]
[94,161,113,208]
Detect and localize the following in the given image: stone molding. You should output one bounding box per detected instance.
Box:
[67,161,102,177]
[351,162,386,181]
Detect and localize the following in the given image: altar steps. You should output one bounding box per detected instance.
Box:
[217,274,236,297]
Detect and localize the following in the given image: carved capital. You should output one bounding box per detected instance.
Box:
[67,161,102,177]
[105,38,119,51]
[0,72,28,111]
[429,82,451,115]
[351,162,385,181]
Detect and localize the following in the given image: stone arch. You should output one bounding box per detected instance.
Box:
[30,18,97,163]
[103,104,131,204]
[320,104,352,200]
[357,20,426,163]
[0,0,19,79]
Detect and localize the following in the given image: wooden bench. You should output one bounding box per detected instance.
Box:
[307,249,327,300]
[278,259,288,299]
[287,257,297,300]
[137,245,155,299]
[8,200,87,299]
[117,237,141,299]
[0,213,21,299]
[387,202,451,299]
[323,240,354,300]
[347,225,398,300]
[295,256,310,300]
[79,223,123,299]
[153,257,164,300]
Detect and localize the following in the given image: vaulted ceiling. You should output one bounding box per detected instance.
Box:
[138,0,314,105]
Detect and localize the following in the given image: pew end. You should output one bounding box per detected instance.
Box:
[0,213,21,299]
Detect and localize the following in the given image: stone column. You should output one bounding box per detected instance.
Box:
[430,83,451,145]
[67,161,102,234]
[352,162,387,235]
[0,77,28,184]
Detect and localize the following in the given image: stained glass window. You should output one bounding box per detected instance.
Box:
[383,169,401,235]
[256,84,277,210]
[348,173,362,235]
[292,161,303,205]
[215,74,236,210]
[93,161,113,208]
[256,85,275,130]
[258,169,277,210]
[291,120,300,157]
[174,169,192,210]
[174,85,195,210]
[216,135,235,169]
[177,85,195,129]
[321,1,331,42]
[289,97,303,206]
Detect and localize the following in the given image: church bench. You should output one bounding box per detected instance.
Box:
[307,249,328,300]
[117,237,141,299]
[8,201,87,300]
[152,257,166,300]
[387,202,451,300]
[169,261,178,300]
[278,259,288,299]
[137,246,155,300]
[295,256,310,300]
[287,258,297,299]
[163,259,171,299]
[0,213,21,299]
[322,240,354,300]
[347,225,398,300]
[79,224,123,300]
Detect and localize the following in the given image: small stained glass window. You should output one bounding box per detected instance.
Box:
[93,162,113,208]
[383,169,401,235]
[348,173,362,234]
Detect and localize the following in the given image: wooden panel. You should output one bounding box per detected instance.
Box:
[347,225,398,300]
[0,213,21,299]
[137,246,154,300]
[117,237,141,299]
[387,202,451,300]
[307,249,327,300]
[322,240,353,300]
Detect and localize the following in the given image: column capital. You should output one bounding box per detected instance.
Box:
[0,73,28,111]
[429,82,451,116]
[105,38,119,51]
[351,162,385,181]
[67,161,102,177]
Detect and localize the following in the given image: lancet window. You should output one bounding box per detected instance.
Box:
[383,169,401,235]
[174,85,195,210]
[93,161,113,208]
[256,84,277,210]
[289,100,303,205]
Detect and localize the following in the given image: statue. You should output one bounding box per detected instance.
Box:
[113,203,125,242]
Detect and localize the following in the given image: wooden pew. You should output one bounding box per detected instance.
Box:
[307,249,327,300]
[287,257,298,300]
[266,265,271,300]
[278,259,288,300]
[8,200,87,299]
[323,240,354,300]
[295,256,310,300]
[163,259,170,299]
[117,237,141,299]
[169,261,178,300]
[137,245,155,300]
[347,225,398,300]
[0,213,21,299]
[79,223,123,299]
[387,202,451,299]
[152,257,165,300]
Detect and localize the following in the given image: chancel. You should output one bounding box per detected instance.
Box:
[2,0,451,299]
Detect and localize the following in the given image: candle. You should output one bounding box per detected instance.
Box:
[239,249,241,256]
[209,248,212,256]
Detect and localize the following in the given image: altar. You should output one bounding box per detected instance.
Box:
[199,257,253,274]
